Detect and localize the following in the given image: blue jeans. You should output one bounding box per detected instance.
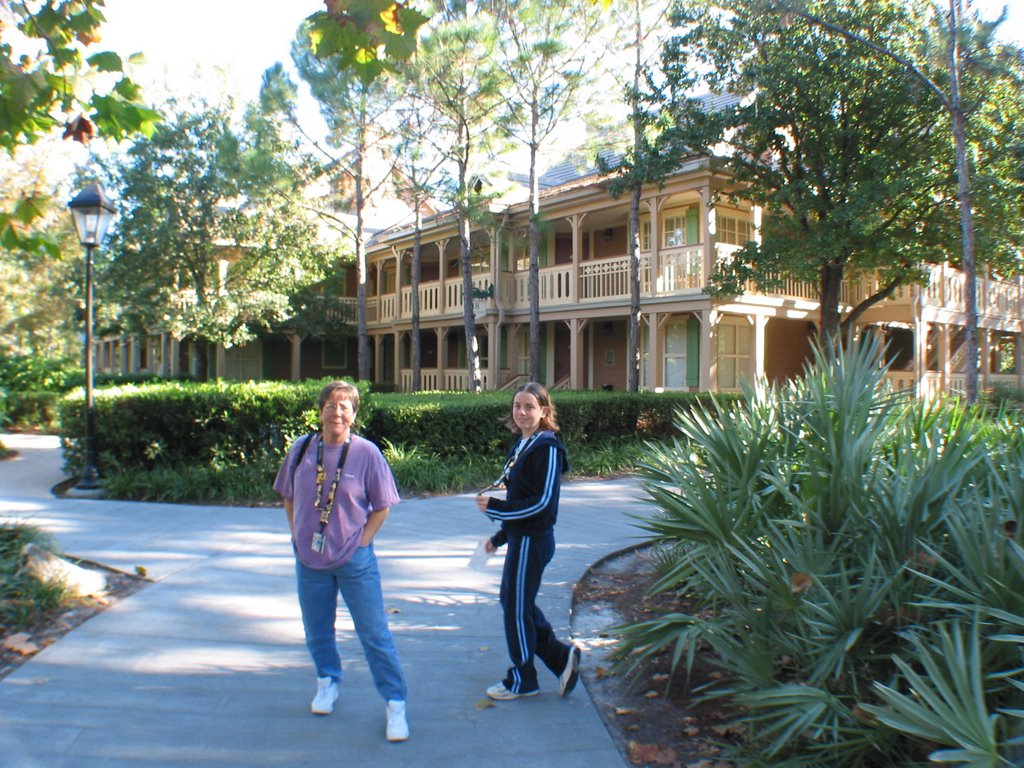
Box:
[295,544,407,702]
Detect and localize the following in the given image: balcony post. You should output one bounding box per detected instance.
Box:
[698,308,718,391]
[699,186,714,291]
[645,196,666,295]
[436,240,449,313]
[914,319,929,398]
[939,323,950,392]
[569,213,586,303]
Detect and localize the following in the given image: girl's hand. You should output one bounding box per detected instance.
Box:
[476,494,490,513]
[484,537,496,554]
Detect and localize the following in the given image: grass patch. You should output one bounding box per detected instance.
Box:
[0,523,72,635]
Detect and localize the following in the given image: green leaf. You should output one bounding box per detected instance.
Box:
[86,51,124,73]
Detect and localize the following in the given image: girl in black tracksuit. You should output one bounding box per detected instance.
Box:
[475,382,581,700]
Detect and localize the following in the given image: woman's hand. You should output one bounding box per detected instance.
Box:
[483,537,496,554]
[476,494,490,513]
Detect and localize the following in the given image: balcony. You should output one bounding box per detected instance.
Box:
[361,248,1023,332]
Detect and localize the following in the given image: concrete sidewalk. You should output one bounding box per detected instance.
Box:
[0,433,648,768]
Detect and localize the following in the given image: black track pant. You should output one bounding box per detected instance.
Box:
[499,531,571,693]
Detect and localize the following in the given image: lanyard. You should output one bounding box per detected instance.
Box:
[482,432,540,492]
[315,436,352,528]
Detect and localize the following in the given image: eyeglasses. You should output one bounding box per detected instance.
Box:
[322,402,353,413]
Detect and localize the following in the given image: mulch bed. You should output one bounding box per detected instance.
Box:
[573,545,742,768]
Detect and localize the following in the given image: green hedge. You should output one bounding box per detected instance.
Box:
[57,381,738,478]
[58,379,371,476]
[4,391,62,432]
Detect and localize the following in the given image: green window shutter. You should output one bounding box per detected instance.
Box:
[686,316,700,387]
[686,207,699,245]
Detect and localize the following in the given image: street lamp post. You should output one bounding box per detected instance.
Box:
[68,184,116,491]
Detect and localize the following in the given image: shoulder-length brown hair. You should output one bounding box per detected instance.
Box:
[504,381,559,434]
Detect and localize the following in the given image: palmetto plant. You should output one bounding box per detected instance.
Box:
[618,338,1024,767]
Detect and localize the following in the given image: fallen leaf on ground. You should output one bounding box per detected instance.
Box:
[651,672,670,682]
[3,633,39,655]
[615,707,637,716]
[475,699,496,710]
[594,666,613,679]
[627,740,677,765]
[644,690,660,699]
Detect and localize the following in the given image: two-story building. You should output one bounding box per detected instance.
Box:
[97,154,1024,397]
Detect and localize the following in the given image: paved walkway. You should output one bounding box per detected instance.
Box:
[0,433,650,768]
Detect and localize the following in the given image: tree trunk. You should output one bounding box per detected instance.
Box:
[626,0,643,393]
[355,120,370,382]
[948,0,979,403]
[528,109,541,383]
[411,203,423,392]
[819,262,844,345]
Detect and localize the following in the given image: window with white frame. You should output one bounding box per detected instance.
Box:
[664,321,688,389]
[716,321,751,390]
[663,213,687,248]
[718,214,753,246]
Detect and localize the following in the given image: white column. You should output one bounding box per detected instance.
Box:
[753,314,768,380]
[914,320,930,399]
[699,309,718,391]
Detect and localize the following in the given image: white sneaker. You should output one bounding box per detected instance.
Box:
[386,700,409,742]
[311,677,339,715]
[559,644,582,697]
[486,681,539,700]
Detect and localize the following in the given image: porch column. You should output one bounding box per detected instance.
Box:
[158,334,168,377]
[568,213,586,302]
[1016,331,1024,389]
[699,186,716,290]
[980,328,991,392]
[215,344,226,380]
[939,324,951,392]
[168,337,180,378]
[289,333,302,381]
[647,313,660,389]
[507,323,522,378]
[753,314,768,381]
[487,318,499,390]
[436,240,449,313]
[698,309,718,392]
[567,318,587,390]
[914,320,930,399]
[373,334,383,385]
[394,329,403,389]
[645,196,666,295]
[436,327,447,387]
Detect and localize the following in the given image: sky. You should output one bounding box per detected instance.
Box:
[97,0,1022,118]
[98,0,326,135]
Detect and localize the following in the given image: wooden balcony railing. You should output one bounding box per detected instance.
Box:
[363,252,1022,330]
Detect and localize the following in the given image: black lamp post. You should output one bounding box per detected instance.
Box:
[68,183,116,491]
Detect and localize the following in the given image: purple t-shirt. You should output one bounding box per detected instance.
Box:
[274,434,401,569]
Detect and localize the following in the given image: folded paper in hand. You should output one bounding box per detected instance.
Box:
[468,538,492,571]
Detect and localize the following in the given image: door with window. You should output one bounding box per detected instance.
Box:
[716,321,752,390]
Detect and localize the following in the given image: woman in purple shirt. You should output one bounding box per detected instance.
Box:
[274,381,408,742]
